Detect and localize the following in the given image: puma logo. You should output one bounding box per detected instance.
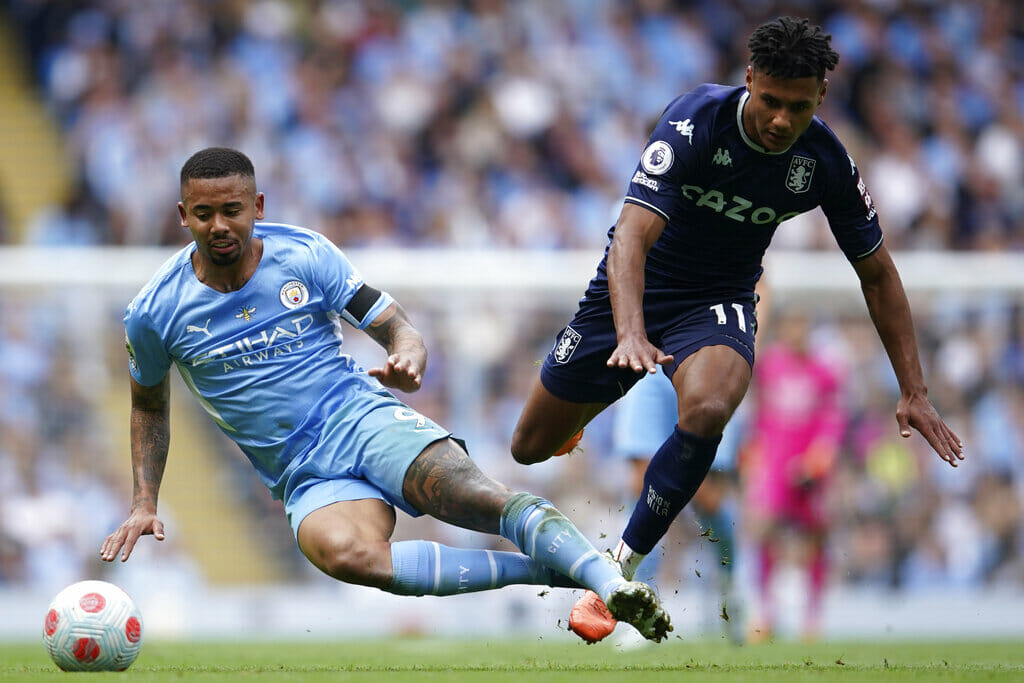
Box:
[186,319,212,337]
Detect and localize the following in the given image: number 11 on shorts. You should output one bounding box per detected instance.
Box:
[709,303,747,332]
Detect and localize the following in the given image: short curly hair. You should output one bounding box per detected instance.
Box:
[180,147,255,187]
[748,16,839,81]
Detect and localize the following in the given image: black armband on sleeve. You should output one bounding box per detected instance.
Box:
[344,284,383,325]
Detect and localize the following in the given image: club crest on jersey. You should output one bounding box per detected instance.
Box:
[553,326,582,364]
[640,141,674,176]
[786,156,816,194]
[236,305,256,322]
[280,280,309,309]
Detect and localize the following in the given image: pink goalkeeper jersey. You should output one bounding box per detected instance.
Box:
[746,342,846,524]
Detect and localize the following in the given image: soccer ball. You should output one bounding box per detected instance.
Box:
[42,580,143,671]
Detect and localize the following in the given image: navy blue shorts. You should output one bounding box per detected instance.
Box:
[540,288,758,404]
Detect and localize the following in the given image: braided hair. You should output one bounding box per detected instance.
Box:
[748,16,839,81]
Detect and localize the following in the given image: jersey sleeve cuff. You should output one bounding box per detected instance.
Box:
[623,197,670,222]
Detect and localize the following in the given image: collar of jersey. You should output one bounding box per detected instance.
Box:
[736,91,791,156]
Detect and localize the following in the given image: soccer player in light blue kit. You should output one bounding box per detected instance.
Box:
[510,17,963,643]
[100,147,671,642]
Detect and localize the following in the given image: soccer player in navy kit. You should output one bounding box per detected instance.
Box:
[510,17,964,643]
[100,147,671,642]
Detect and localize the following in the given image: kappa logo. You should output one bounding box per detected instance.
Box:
[668,118,694,144]
[786,155,816,193]
[553,326,582,364]
[712,147,732,166]
[640,140,674,176]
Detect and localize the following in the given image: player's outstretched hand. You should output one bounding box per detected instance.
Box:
[369,353,423,393]
[100,509,164,563]
[897,393,964,467]
[606,337,674,375]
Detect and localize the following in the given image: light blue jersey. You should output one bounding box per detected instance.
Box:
[124,223,408,503]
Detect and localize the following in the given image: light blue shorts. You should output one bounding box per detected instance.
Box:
[611,370,744,471]
[282,389,450,537]
[612,370,678,458]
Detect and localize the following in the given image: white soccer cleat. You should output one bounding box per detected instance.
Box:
[605,581,672,643]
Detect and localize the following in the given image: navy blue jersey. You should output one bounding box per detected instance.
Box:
[594,84,882,299]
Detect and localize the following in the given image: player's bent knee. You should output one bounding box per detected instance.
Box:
[304,534,391,588]
[509,430,547,465]
[511,445,545,465]
[680,397,734,436]
[323,545,389,587]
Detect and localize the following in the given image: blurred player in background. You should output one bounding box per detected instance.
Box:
[509,16,963,643]
[101,147,671,642]
[742,310,846,643]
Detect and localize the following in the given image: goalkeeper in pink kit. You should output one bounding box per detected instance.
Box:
[743,312,846,642]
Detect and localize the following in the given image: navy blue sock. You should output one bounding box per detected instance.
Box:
[622,427,721,554]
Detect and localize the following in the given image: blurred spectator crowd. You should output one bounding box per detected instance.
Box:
[1,0,1023,620]
[4,0,1022,250]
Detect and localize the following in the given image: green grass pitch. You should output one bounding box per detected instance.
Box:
[3,638,1023,681]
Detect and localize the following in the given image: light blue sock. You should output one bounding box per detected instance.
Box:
[499,493,624,603]
[388,540,574,596]
[700,509,735,581]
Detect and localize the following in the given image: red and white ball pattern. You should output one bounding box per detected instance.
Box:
[43,580,143,671]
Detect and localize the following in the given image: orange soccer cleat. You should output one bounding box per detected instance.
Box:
[554,429,584,457]
[569,590,617,644]
[570,583,672,644]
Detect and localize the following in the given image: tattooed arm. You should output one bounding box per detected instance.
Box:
[364,301,427,393]
[100,375,170,562]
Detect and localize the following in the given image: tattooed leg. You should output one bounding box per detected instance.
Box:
[401,438,513,534]
[389,438,584,595]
